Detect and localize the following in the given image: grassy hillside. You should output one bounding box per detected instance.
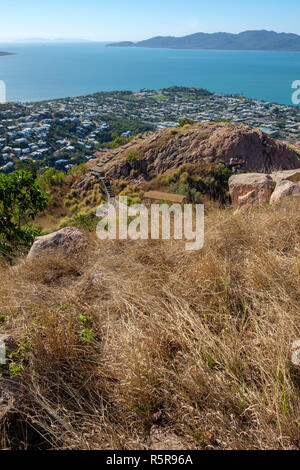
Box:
[0,196,299,449]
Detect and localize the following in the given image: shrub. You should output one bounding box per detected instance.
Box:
[39,168,64,188]
[158,163,232,203]
[0,171,49,257]
[126,151,141,169]
[178,118,195,127]
[60,212,98,232]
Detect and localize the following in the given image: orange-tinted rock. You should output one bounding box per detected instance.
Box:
[229,173,275,212]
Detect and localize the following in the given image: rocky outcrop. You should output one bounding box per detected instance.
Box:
[229,169,300,212]
[101,123,300,184]
[27,227,87,260]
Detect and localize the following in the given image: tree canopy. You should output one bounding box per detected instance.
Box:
[0,171,49,256]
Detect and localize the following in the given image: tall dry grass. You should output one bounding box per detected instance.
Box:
[0,197,299,449]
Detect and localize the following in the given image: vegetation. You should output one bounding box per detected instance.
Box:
[178,118,195,127]
[0,196,299,449]
[112,30,300,51]
[0,171,49,257]
[0,118,299,450]
[158,163,232,203]
[97,116,153,146]
[58,212,98,232]
[126,150,141,168]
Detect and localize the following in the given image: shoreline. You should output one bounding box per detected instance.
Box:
[5,87,294,108]
[0,52,15,56]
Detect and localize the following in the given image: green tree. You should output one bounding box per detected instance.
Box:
[0,171,49,255]
[178,118,195,127]
[40,168,64,187]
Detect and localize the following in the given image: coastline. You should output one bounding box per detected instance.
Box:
[0,52,15,56]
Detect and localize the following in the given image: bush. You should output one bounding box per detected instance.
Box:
[68,164,88,178]
[126,151,141,169]
[178,118,195,127]
[0,171,49,257]
[158,163,232,203]
[59,212,98,232]
[39,168,64,188]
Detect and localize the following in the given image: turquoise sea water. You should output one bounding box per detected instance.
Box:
[0,42,299,104]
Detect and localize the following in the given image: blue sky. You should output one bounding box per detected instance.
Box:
[1,0,300,42]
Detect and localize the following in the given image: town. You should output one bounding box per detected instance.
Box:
[0,86,299,173]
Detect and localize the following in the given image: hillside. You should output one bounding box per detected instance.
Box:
[31,122,297,233]
[108,30,300,51]
[0,122,287,236]
[105,122,300,181]
[1,122,300,450]
[72,123,300,200]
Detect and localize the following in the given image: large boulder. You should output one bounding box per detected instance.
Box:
[270,169,300,184]
[27,227,88,260]
[270,179,300,204]
[229,173,275,212]
[229,169,300,212]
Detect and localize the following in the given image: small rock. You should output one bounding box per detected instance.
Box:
[149,425,187,450]
[91,272,104,280]
[152,410,162,423]
[27,227,88,260]
[0,334,18,354]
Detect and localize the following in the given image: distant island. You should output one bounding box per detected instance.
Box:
[0,51,15,56]
[107,30,300,51]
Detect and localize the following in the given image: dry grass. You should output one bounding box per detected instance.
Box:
[0,197,299,450]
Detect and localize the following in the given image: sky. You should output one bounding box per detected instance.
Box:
[1,0,300,42]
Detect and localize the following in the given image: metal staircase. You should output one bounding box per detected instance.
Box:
[90,135,147,204]
[91,166,115,204]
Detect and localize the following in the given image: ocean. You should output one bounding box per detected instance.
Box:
[0,42,299,105]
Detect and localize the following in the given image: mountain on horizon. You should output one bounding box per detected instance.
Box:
[107,30,300,51]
